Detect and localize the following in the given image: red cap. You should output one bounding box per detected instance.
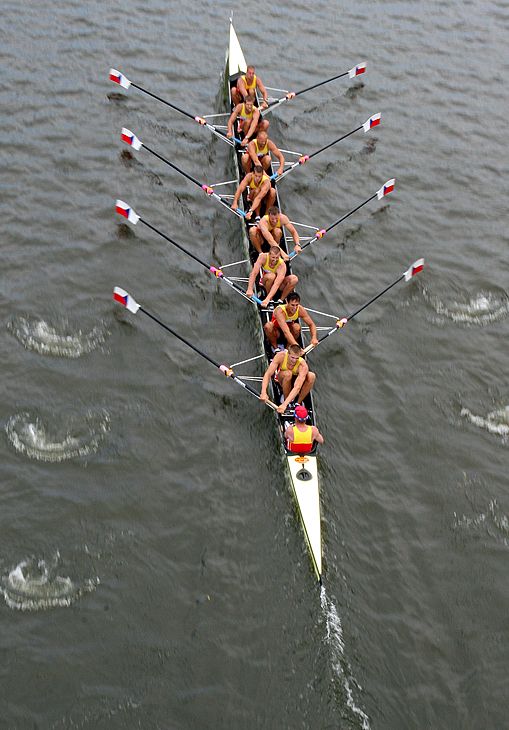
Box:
[295,405,308,421]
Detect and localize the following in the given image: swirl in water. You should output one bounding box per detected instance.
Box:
[423,288,509,326]
[5,409,110,462]
[7,315,107,358]
[461,405,509,439]
[1,553,98,611]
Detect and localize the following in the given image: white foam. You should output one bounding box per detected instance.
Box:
[321,585,371,729]
[423,288,509,326]
[7,315,107,358]
[461,406,509,438]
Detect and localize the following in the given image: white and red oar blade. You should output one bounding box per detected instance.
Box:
[349,62,366,78]
[404,258,425,281]
[113,287,140,313]
[363,112,381,133]
[115,199,140,225]
[377,178,395,200]
[109,68,131,89]
[121,127,142,151]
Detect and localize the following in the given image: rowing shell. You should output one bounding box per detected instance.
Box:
[225,20,322,582]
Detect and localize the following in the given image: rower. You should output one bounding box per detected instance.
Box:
[264,292,319,351]
[231,165,276,220]
[242,130,284,175]
[231,65,269,109]
[249,205,301,255]
[285,405,324,454]
[246,245,298,309]
[260,344,317,415]
[227,94,268,147]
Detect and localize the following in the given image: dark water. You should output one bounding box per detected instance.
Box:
[1,1,508,728]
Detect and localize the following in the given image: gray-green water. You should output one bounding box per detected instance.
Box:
[1,1,508,727]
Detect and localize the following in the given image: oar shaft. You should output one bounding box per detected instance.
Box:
[131,82,195,121]
[295,70,349,97]
[308,125,362,161]
[141,143,202,189]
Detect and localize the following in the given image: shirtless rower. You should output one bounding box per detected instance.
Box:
[242,130,284,175]
[260,344,317,414]
[264,292,319,351]
[246,245,298,309]
[227,95,268,147]
[285,404,324,454]
[231,65,269,109]
[231,165,276,220]
[249,205,301,255]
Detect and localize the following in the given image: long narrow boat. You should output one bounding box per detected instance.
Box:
[225,21,322,582]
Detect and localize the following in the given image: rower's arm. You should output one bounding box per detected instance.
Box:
[261,355,281,398]
[249,180,271,213]
[265,264,286,303]
[258,219,277,247]
[257,77,269,105]
[237,77,248,100]
[275,308,298,346]
[247,140,260,167]
[232,175,249,208]
[312,426,324,445]
[269,142,285,176]
[246,255,263,297]
[300,307,318,344]
[284,425,294,441]
[227,106,239,135]
[245,108,260,141]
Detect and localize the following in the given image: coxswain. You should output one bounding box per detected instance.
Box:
[242,130,284,175]
[260,344,317,414]
[249,205,301,256]
[264,292,319,351]
[231,165,276,220]
[227,95,268,146]
[285,405,324,454]
[246,245,298,308]
[231,65,269,109]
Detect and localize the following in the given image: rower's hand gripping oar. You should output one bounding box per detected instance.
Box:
[302,259,425,355]
[109,69,239,146]
[274,113,381,183]
[289,178,395,260]
[262,62,366,116]
[115,200,262,306]
[120,129,245,219]
[112,287,277,410]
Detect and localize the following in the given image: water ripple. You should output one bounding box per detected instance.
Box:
[7,315,108,358]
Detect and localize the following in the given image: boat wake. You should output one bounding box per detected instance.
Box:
[7,315,107,358]
[422,287,509,326]
[453,498,509,547]
[321,586,370,729]
[5,409,111,462]
[1,552,99,611]
[460,405,509,440]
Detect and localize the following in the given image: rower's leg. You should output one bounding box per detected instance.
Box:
[279,274,298,300]
[259,118,270,133]
[265,187,276,210]
[249,226,264,253]
[241,152,252,173]
[231,87,241,106]
[261,272,276,297]
[263,322,278,349]
[297,371,316,403]
[260,155,271,172]
[277,370,293,398]
[272,229,283,245]
[288,322,301,340]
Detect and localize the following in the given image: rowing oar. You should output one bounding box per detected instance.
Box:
[115,200,262,306]
[109,69,240,146]
[262,62,366,116]
[302,259,425,355]
[120,128,245,219]
[289,178,395,260]
[112,287,277,409]
[274,113,381,183]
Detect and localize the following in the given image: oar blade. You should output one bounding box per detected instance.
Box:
[113,287,140,313]
[377,178,395,200]
[363,112,381,133]
[110,69,131,89]
[404,258,425,281]
[349,62,367,78]
[121,127,142,151]
[115,199,140,225]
